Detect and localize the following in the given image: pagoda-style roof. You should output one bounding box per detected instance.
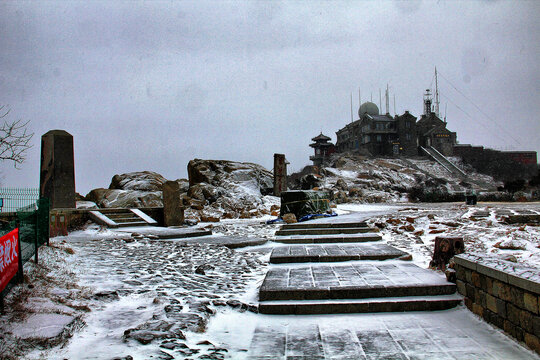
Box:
[310,142,334,148]
[311,133,331,142]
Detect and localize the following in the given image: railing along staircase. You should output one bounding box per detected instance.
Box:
[421,146,467,179]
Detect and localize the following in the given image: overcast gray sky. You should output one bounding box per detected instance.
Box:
[1,0,539,195]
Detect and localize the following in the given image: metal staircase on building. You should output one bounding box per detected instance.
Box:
[421,146,468,179]
[89,208,157,228]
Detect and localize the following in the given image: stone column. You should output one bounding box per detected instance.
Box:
[39,130,75,209]
[273,153,287,196]
[163,181,184,226]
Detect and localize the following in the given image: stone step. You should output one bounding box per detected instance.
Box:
[258,294,462,314]
[269,243,409,264]
[273,233,382,244]
[275,227,376,236]
[259,262,456,301]
[280,222,367,230]
[115,221,149,227]
[108,216,142,222]
[89,209,157,228]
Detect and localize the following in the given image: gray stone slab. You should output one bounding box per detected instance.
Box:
[270,244,409,264]
[247,309,538,359]
[275,227,376,236]
[258,294,463,315]
[117,226,212,239]
[274,233,382,244]
[259,263,456,301]
[280,222,368,230]
[155,235,267,249]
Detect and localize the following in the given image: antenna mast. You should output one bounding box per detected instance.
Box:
[385,84,390,114]
[444,103,447,123]
[350,92,353,123]
[379,89,382,114]
[435,67,440,117]
[394,94,396,116]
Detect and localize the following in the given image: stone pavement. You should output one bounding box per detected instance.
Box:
[247,310,539,359]
[269,243,408,263]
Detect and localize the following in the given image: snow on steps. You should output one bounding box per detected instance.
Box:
[89,208,157,228]
[260,220,461,314]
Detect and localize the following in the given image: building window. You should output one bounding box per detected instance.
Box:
[376,135,382,143]
[406,133,411,141]
[406,121,411,129]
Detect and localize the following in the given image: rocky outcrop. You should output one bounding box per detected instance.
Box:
[187,159,273,193]
[84,159,279,220]
[288,153,502,203]
[185,159,276,219]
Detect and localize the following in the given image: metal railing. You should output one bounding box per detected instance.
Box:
[0,188,40,213]
[0,198,50,302]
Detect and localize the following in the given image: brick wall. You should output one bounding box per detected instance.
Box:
[453,145,537,181]
[454,254,540,354]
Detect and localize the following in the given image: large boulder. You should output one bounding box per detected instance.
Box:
[186,159,276,219]
[187,159,273,194]
[86,188,163,208]
[109,171,168,191]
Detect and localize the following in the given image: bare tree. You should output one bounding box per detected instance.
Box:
[0,105,34,168]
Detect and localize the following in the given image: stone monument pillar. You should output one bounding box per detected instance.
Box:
[273,153,287,196]
[163,181,184,226]
[39,130,76,209]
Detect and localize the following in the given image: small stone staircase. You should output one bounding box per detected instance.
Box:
[89,208,157,228]
[259,220,461,314]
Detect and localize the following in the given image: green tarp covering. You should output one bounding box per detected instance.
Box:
[280,190,331,218]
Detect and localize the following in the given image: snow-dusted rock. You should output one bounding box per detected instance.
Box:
[76,200,98,209]
[85,188,163,208]
[186,159,276,219]
[187,159,273,193]
[10,313,82,347]
[109,171,168,191]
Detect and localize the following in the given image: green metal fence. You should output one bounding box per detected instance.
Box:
[0,188,40,213]
[0,198,49,264]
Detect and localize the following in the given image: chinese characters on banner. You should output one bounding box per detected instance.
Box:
[0,228,19,293]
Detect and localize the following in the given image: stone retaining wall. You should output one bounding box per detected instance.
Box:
[454,253,540,354]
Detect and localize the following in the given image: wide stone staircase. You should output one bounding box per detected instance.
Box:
[258,220,461,315]
[89,208,157,228]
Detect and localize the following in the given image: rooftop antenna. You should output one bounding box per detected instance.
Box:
[379,89,382,113]
[444,102,447,124]
[359,88,361,107]
[350,92,353,123]
[385,84,390,115]
[393,94,396,116]
[435,67,440,117]
[423,89,432,116]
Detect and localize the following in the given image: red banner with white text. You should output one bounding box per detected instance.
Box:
[0,228,19,293]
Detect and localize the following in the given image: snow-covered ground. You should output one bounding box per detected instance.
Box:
[1,202,539,359]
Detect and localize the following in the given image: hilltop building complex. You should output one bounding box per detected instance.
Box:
[310,87,537,182]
